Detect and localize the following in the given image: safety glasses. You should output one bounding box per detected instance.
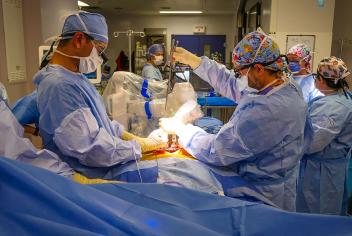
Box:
[82,33,107,55]
[93,40,108,55]
[313,72,335,81]
[312,73,319,81]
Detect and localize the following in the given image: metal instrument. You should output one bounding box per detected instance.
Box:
[164,39,179,109]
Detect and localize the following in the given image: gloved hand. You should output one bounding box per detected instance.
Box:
[148,128,169,143]
[173,47,202,69]
[121,131,165,153]
[159,117,186,135]
[174,100,203,124]
[160,100,202,135]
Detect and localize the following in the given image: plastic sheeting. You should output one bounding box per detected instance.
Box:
[102,71,198,137]
[102,71,167,136]
[1,157,352,236]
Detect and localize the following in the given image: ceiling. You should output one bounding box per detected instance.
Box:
[80,0,239,15]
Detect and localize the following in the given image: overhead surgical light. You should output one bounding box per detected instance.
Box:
[77,1,89,7]
[159,11,203,14]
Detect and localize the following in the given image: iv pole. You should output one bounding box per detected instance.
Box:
[113,30,145,72]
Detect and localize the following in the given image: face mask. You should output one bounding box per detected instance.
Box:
[288,62,301,74]
[242,67,259,93]
[79,47,103,73]
[56,46,103,74]
[153,55,164,66]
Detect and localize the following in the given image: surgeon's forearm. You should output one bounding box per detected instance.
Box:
[53,109,141,167]
[193,57,239,102]
[177,125,227,166]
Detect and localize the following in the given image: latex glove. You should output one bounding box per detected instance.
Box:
[148,128,169,143]
[173,47,202,69]
[121,131,165,153]
[159,117,186,135]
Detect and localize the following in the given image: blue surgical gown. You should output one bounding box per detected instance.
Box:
[33,64,141,179]
[142,63,163,81]
[0,100,73,177]
[297,92,352,215]
[178,57,311,211]
[11,91,40,126]
[292,74,323,103]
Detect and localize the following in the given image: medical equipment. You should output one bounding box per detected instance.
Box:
[102,71,199,137]
[113,30,146,72]
[165,38,179,109]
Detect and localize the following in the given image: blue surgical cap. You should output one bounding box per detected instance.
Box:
[147,44,164,60]
[61,12,108,43]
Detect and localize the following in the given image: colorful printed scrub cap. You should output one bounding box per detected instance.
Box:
[317,56,350,84]
[232,28,284,71]
[287,44,312,63]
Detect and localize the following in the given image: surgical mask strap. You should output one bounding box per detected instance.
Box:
[55,49,82,60]
[319,89,336,92]
[246,66,251,78]
[258,79,280,92]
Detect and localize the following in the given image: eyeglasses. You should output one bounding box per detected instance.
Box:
[312,73,319,80]
[313,72,336,81]
[93,40,108,55]
[82,33,107,55]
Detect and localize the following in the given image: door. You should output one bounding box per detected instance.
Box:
[172,35,226,64]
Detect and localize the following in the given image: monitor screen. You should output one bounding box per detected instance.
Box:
[175,65,191,82]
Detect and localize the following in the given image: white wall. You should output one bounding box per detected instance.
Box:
[103,13,236,68]
[0,0,42,102]
[331,0,352,87]
[331,0,352,67]
[40,0,78,42]
[268,0,335,71]
[0,0,78,102]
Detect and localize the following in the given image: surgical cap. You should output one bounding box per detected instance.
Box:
[232,29,284,71]
[61,12,108,43]
[147,44,164,60]
[318,56,350,82]
[287,44,312,63]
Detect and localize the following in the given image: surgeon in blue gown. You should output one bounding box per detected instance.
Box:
[0,97,73,177]
[34,12,163,180]
[160,29,312,211]
[142,44,164,81]
[287,44,323,103]
[11,91,40,126]
[297,57,352,215]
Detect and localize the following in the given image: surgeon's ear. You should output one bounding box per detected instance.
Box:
[72,32,86,49]
[253,64,264,75]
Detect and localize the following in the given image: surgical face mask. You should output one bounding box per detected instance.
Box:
[153,55,164,66]
[79,46,103,73]
[288,62,301,74]
[56,45,103,74]
[241,67,259,93]
[288,55,311,74]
